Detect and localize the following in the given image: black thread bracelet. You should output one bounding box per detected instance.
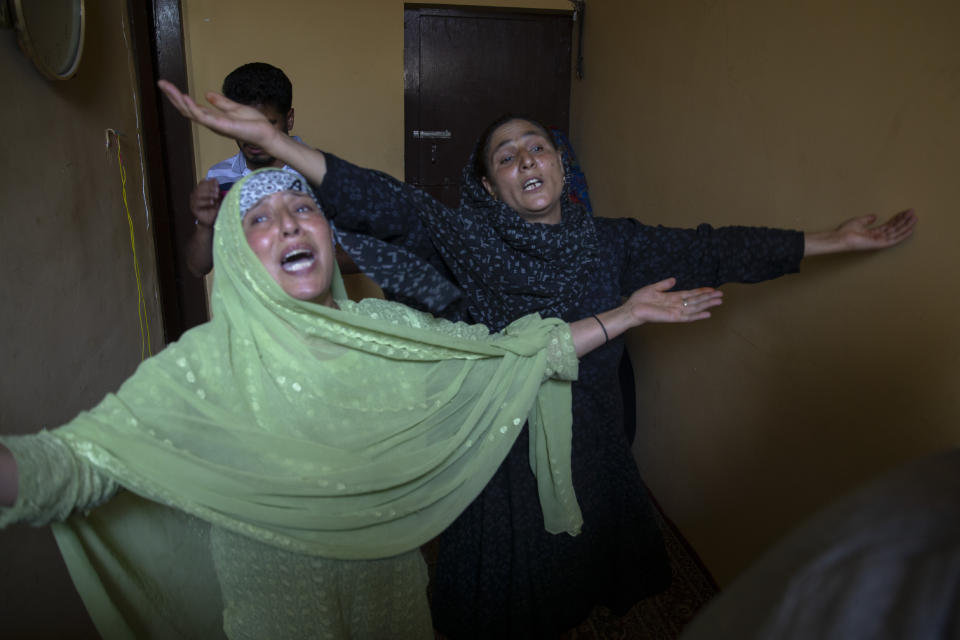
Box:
[592,315,609,343]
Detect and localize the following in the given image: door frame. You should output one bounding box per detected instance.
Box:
[126,0,207,342]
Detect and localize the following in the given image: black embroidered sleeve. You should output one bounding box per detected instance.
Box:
[605,218,805,294]
[314,153,464,316]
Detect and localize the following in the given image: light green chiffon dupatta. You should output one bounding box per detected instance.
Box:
[49,170,582,638]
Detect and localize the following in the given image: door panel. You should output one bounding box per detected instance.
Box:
[405,6,573,208]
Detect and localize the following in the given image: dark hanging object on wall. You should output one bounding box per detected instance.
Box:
[0,0,85,80]
[570,0,585,79]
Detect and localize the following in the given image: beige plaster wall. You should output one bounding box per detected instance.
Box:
[570,0,959,585]
[0,0,164,634]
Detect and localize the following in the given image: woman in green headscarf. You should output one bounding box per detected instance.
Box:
[0,169,721,640]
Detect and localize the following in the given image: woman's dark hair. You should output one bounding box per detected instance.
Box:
[222,62,293,115]
[473,114,559,181]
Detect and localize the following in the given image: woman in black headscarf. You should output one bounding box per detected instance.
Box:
[159,81,917,638]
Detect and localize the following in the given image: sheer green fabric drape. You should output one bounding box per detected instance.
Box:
[44,170,582,637]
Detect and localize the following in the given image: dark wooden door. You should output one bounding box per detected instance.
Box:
[404,5,573,208]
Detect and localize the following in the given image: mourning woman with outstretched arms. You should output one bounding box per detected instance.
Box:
[0,163,724,639]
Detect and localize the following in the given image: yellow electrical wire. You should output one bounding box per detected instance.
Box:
[112,132,152,359]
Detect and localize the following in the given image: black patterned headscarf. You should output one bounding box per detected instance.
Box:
[420,142,599,331]
[323,124,598,330]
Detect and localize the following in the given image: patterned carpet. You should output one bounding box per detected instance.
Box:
[562,504,718,639]
[427,502,718,639]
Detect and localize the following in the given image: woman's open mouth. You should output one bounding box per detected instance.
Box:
[281,248,317,273]
[522,178,543,192]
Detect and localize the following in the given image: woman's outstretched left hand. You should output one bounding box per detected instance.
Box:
[804,209,918,256]
[834,209,918,251]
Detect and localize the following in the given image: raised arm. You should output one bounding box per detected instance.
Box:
[159,80,437,232]
[160,80,446,298]
[617,207,916,296]
[803,209,917,256]
[158,80,329,186]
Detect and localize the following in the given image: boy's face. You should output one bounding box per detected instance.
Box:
[237,104,295,169]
